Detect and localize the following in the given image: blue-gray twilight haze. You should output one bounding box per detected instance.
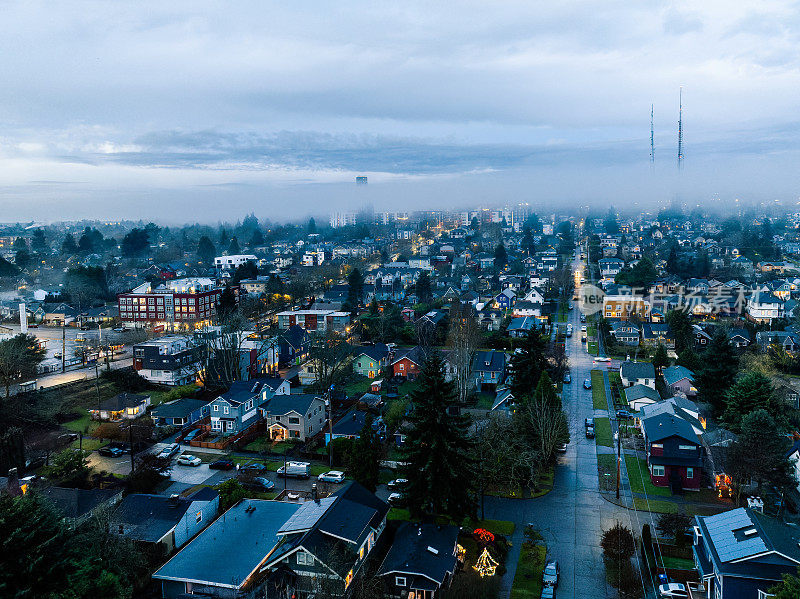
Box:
[0,0,799,222]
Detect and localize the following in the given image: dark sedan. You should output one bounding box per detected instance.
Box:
[209,459,235,471]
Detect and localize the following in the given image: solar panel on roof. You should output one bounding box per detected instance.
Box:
[277,497,336,534]
[704,508,768,562]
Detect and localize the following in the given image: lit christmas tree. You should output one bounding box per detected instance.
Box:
[473,548,499,577]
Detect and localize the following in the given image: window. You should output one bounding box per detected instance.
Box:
[213,405,219,412]
[686,467,694,479]
[196,511,202,523]
[223,406,229,415]
[678,445,695,451]
[652,465,665,477]
[395,576,407,587]
[296,551,313,565]
[651,443,663,449]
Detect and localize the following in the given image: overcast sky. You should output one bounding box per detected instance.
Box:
[1,1,799,222]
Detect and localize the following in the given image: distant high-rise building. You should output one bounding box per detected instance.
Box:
[329,212,357,228]
[356,176,368,185]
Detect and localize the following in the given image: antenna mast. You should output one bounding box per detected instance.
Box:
[677,87,684,169]
[650,104,655,168]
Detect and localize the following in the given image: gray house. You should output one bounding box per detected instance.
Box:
[41,486,123,528]
[111,488,219,554]
[663,365,696,397]
[209,380,274,436]
[153,482,388,599]
[472,350,506,392]
[260,393,327,441]
[619,361,656,389]
[151,398,210,427]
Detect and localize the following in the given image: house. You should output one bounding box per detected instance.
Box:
[640,396,704,435]
[158,481,391,599]
[41,486,123,528]
[151,398,210,427]
[641,413,703,491]
[641,323,674,348]
[756,330,800,354]
[506,316,537,338]
[392,346,426,380]
[261,376,291,396]
[624,384,661,412]
[472,350,506,392]
[133,336,202,387]
[279,325,310,367]
[619,361,656,389]
[663,366,696,397]
[325,409,384,445]
[111,488,219,553]
[352,344,390,378]
[89,393,151,421]
[378,522,461,599]
[609,321,640,346]
[493,288,516,309]
[208,380,273,436]
[747,290,784,324]
[726,327,751,348]
[260,393,327,441]
[693,507,800,599]
[598,257,625,278]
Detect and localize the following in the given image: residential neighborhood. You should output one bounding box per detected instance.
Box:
[5,205,800,599]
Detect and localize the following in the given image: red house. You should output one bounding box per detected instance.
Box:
[391,346,425,380]
[641,414,703,492]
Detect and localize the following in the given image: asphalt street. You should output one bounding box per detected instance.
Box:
[484,256,660,599]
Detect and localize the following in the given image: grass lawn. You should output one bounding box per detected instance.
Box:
[587,341,598,355]
[660,556,695,570]
[475,392,494,410]
[510,543,546,599]
[594,417,612,447]
[634,498,678,513]
[243,438,296,454]
[464,518,515,537]
[531,467,554,498]
[625,455,671,497]
[684,504,729,517]
[388,508,412,521]
[339,376,372,397]
[597,453,617,491]
[63,413,95,434]
[591,370,608,410]
[587,325,597,337]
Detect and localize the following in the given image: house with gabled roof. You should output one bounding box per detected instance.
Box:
[693,507,800,598]
[624,384,660,412]
[663,365,696,397]
[619,361,655,389]
[378,522,461,598]
[641,412,703,491]
[351,343,390,379]
[208,380,272,436]
[260,393,327,441]
[391,346,426,380]
[472,350,506,392]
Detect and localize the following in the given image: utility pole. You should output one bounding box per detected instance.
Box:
[61,323,66,373]
[128,423,135,473]
[613,418,621,499]
[327,385,335,468]
[677,87,684,170]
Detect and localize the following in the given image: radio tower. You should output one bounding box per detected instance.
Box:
[677,87,684,169]
[650,104,655,168]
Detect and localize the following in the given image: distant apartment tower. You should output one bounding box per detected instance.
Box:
[356,176,368,184]
[329,212,357,228]
[213,254,257,273]
[132,336,202,386]
[117,278,221,329]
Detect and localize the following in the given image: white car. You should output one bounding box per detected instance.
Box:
[658,583,689,598]
[176,454,202,467]
[158,443,181,459]
[318,471,346,483]
[387,492,405,506]
[387,478,408,489]
[594,356,612,363]
[581,325,587,332]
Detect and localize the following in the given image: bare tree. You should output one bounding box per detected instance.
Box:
[306,330,353,392]
[448,302,482,404]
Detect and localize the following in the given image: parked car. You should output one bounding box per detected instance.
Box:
[209,459,235,470]
[594,356,612,363]
[541,585,555,599]
[543,560,559,587]
[182,429,200,443]
[387,492,406,506]
[580,313,586,322]
[277,461,310,479]
[585,418,595,438]
[241,461,266,472]
[583,378,592,389]
[615,409,633,420]
[98,446,124,458]
[158,443,180,459]
[387,478,408,489]
[177,454,202,467]
[580,325,587,332]
[244,476,276,491]
[658,583,689,598]
[563,372,571,384]
[556,442,567,453]
[318,471,346,484]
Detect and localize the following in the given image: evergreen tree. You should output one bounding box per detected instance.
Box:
[400,353,477,520]
[769,568,800,598]
[651,344,669,374]
[347,415,382,492]
[494,242,508,269]
[250,228,264,247]
[521,226,536,256]
[218,226,229,246]
[666,309,692,353]
[696,329,738,415]
[62,233,78,255]
[121,228,150,257]
[724,371,776,432]
[730,410,795,496]
[197,235,216,266]
[216,285,237,320]
[227,236,241,255]
[14,248,30,269]
[31,229,47,252]
[507,332,549,401]
[415,270,432,303]
[345,267,364,312]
